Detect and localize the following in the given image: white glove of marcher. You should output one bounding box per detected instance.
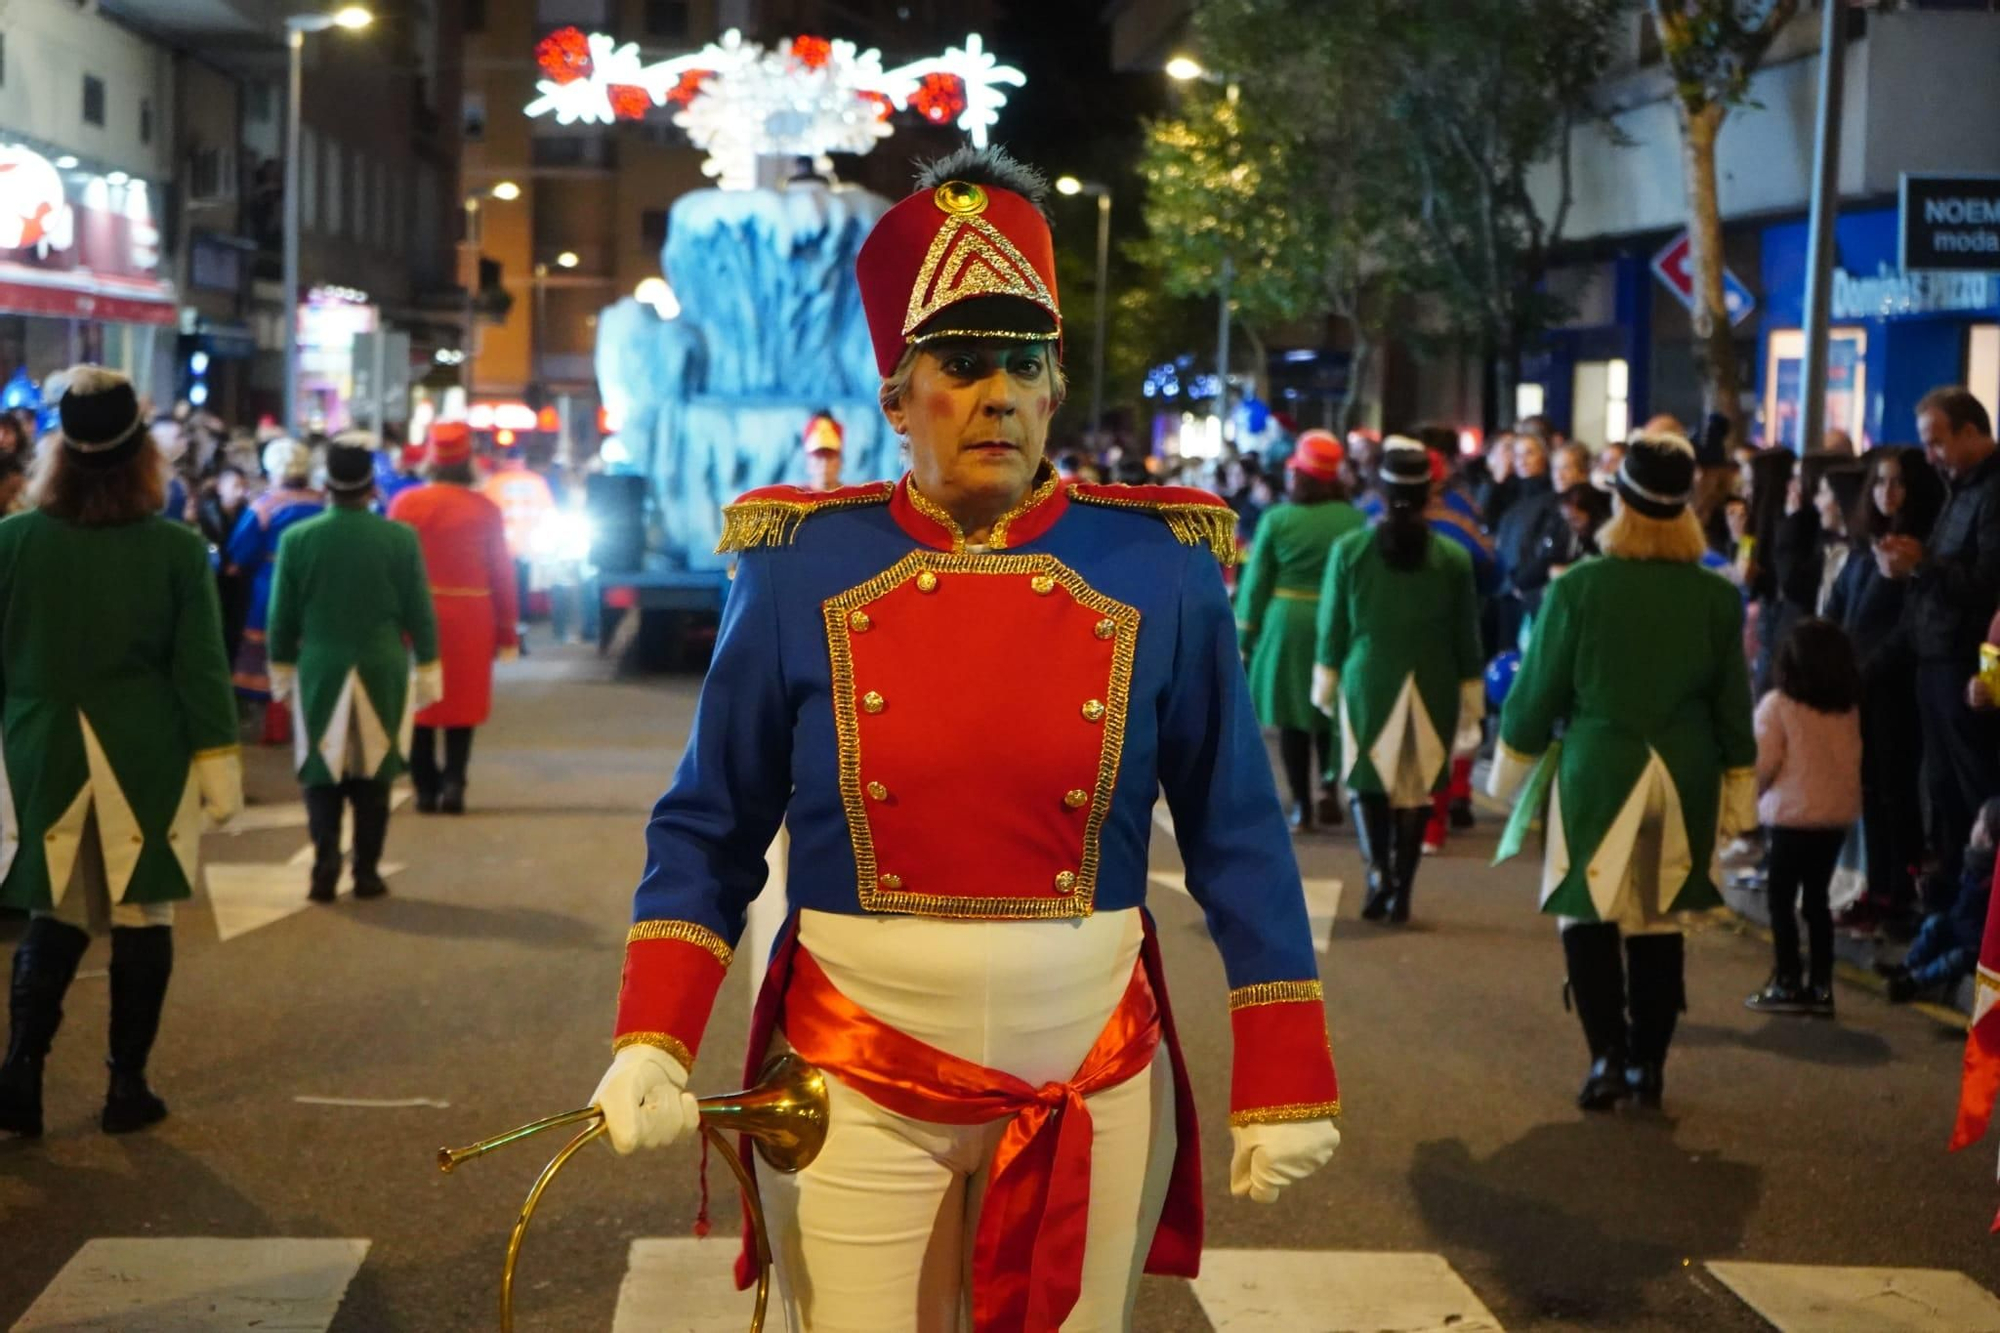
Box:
[1229,1119,1341,1204]
[268,664,296,703]
[411,660,445,712]
[195,749,243,826]
[1311,664,1339,718]
[591,1044,698,1154]
[1452,677,1485,756]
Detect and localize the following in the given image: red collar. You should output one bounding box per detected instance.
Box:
[889,467,1068,552]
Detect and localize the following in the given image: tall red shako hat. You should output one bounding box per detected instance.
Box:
[855,145,1062,378]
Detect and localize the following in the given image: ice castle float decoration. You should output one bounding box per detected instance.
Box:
[583,28,1024,570]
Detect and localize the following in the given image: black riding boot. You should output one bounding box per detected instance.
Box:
[102,925,172,1133]
[409,726,441,813]
[346,779,391,899]
[1623,932,1686,1110]
[1388,805,1429,924]
[304,783,345,901]
[439,727,474,815]
[1562,923,1631,1111]
[0,918,90,1136]
[1350,794,1395,920]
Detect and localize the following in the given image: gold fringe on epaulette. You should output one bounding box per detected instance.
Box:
[1160,505,1241,566]
[716,500,812,553]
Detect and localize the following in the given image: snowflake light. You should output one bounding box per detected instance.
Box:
[522,28,1026,191]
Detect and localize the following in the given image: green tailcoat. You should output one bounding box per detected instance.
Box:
[0,511,236,909]
[1496,557,1756,920]
[1236,500,1365,734]
[1316,528,1482,796]
[267,507,440,787]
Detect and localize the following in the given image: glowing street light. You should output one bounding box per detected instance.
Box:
[1164,55,1205,82]
[1055,175,1083,196]
[489,179,522,201]
[555,251,580,269]
[332,5,373,28]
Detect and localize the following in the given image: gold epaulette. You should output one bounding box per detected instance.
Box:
[1067,482,1241,566]
[715,482,895,553]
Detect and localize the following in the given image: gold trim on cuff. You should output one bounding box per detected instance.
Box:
[1498,740,1540,768]
[1723,765,1756,781]
[1228,980,1325,1010]
[192,745,242,762]
[625,920,733,968]
[612,1030,694,1070]
[1230,1099,1343,1127]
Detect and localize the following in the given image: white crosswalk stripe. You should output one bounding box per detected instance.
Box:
[1192,1250,1504,1331]
[1706,1262,2000,1333]
[11,1237,370,1332]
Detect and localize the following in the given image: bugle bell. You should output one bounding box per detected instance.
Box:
[438,1053,828,1333]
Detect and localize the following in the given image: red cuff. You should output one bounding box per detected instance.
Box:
[1227,983,1341,1125]
[612,921,734,1069]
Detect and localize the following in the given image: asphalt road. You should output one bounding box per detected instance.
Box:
[1,644,1994,1331]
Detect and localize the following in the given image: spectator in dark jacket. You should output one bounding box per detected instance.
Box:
[1743,448,1797,694]
[1824,446,1944,927]
[1495,442,1587,646]
[1879,387,2000,895]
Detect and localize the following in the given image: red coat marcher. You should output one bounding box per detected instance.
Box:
[388,482,518,727]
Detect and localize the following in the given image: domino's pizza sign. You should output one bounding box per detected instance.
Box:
[1652,231,1755,327]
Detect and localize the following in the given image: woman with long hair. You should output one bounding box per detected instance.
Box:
[1313,437,1484,924]
[0,368,240,1137]
[1824,446,1945,930]
[1236,429,1365,831]
[1491,433,1756,1112]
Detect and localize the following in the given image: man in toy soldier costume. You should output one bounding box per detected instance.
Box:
[588,146,1341,1332]
[267,442,442,902]
[0,367,241,1137]
[1490,432,1757,1111]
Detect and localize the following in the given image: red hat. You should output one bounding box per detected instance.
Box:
[804,412,844,456]
[429,420,472,466]
[856,159,1061,378]
[1286,429,1345,480]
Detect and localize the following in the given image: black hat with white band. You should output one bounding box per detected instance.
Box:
[1614,432,1697,519]
[58,366,146,469]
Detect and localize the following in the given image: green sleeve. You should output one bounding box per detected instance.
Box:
[1710,581,1756,769]
[1233,512,1278,653]
[1316,535,1353,672]
[1454,552,1483,682]
[172,535,237,751]
[399,527,440,665]
[265,528,302,668]
[1499,571,1576,758]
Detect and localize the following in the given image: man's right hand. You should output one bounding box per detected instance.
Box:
[591,1044,698,1154]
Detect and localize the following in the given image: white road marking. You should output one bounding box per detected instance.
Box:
[611,1238,754,1332]
[1706,1262,2000,1332]
[204,861,409,941]
[292,1095,451,1109]
[214,802,309,835]
[13,1237,369,1331]
[1148,873,1343,953]
[1192,1250,1504,1331]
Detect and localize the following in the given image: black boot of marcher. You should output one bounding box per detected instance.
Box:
[1623,932,1686,1110]
[0,918,90,1137]
[1349,794,1395,920]
[1561,922,1632,1111]
[304,784,345,901]
[346,779,391,899]
[1388,806,1429,924]
[409,725,440,814]
[102,925,172,1134]
[438,727,474,816]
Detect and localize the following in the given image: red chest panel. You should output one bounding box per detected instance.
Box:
[825,551,1140,918]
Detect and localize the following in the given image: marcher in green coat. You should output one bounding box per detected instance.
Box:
[268,441,441,903]
[1489,433,1756,1113]
[1237,430,1365,831]
[0,367,242,1138]
[1313,439,1484,925]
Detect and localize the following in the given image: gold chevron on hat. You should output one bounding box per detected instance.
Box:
[902,211,1057,339]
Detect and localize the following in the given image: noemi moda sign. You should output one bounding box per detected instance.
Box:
[1899,174,2000,272]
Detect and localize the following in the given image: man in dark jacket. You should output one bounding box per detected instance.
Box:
[1495,441,1587,647]
[1881,386,2000,893]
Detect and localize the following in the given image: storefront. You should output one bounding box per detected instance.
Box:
[1758,205,2000,450]
[0,141,176,405]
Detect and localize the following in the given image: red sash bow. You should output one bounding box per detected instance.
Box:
[782,945,1162,1333]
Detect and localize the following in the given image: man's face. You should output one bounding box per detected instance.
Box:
[1918,408,1986,477]
[1516,438,1547,477]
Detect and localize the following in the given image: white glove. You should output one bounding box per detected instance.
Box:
[1311,664,1339,718]
[1487,742,1539,803]
[411,660,445,712]
[591,1044,698,1155]
[1719,766,1759,840]
[268,664,296,703]
[1452,677,1485,756]
[195,748,243,826]
[1228,1119,1341,1204]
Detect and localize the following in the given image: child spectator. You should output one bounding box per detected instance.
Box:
[1877,797,1998,1003]
[1746,616,1863,1017]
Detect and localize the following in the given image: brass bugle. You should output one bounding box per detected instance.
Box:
[438,1054,828,1333]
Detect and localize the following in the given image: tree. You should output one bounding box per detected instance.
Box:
[1651,0,1803,442]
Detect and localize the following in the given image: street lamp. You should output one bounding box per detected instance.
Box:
[488,179,521,202]
[1055,175,1112,446]
[1161,58,1240,442]
[283,6,374,434]
[461,181,521,383]
[1164,55,1205,82]
[555,251,580,269]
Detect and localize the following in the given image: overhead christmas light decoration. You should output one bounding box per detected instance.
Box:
[522,27,1025,191]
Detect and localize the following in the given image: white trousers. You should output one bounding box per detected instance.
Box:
[762,908,1177,1333]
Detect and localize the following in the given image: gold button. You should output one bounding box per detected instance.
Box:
[1094,618,1115,640]
[168,830,180,842]
[1064,789,1089,809]
[129,834,143,845]
[43,831,56,842]
[1054,870,1078,893]
[881,873,904,890]
[862,691,885,714]
[850,610,872,632]
[915,570,938,593]
[1030,574,1056,595]
[1081,699,1106,723]
[866,781,888,801]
